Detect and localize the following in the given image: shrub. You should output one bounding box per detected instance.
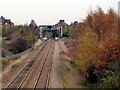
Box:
[11,63,19,69]
[2,25,8,37]
[86,65,98,83]
[2,49,13,57]
[63,29,69,37]
[99,70,120,88]
[26,33,37,43]
[10,37,31,54]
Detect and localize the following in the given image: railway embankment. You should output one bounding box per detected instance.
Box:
[2,39,43,88]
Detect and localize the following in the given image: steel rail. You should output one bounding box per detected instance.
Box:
[19,40,52,89]
[33,40,54,89]
[4,41,48,90]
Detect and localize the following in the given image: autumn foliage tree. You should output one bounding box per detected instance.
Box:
[70,7,119,87]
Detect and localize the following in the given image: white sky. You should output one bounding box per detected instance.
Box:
[0,0,119,25]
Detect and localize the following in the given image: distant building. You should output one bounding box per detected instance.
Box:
[53,20,68,37]
[39,25,52,38]
[0,16,14,28]
[0,17,2,25]
[69,21,79,29]
[54,20,68,29]
[0,16,14,25]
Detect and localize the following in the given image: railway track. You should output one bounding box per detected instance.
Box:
[2,40,47,88]
[3,39,54,90]
[33,40,54,89]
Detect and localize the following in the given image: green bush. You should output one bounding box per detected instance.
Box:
[2,25,8,37]
[11,63,19,69]
[99,70,120,88]
[2,49,13,57]
[63,29,69,37]
[26,33,37,43]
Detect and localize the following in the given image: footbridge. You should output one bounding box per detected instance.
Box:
[39,25,61,38]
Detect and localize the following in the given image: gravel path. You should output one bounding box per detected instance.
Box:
[57,40,85,88]
[49,41,63,88]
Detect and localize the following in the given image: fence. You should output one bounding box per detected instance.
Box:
[2,46,34,60]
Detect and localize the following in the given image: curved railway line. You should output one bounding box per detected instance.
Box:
[3,39,55,90]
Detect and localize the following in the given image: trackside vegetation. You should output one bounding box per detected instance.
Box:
[66,7,119,88]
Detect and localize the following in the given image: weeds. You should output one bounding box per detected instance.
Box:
[62,79,68,88]
[11,63,19,69]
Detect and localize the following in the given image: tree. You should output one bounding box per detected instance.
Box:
[76,29,98,75]
[63,28,69,37]
[70,7,119,86]
[2,25,7,37]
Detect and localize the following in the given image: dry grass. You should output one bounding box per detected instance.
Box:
[2,53,29,79]
[2,59,14,71]
[2,59,22,78]
[58,54,85,88]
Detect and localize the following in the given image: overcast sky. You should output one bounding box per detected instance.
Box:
[0,0,119,25]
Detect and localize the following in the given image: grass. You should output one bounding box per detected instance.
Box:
[11,63,19,69]
[2,56,23,71]
[62,78,68,88]
[0,58,1,69]
[2,59,14,71]
[2,58,22,79]
[0,74,2,81]
[60,56,72,71]
[59,54,84,88]
[57,56,69,88]
[69,59,79,69]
